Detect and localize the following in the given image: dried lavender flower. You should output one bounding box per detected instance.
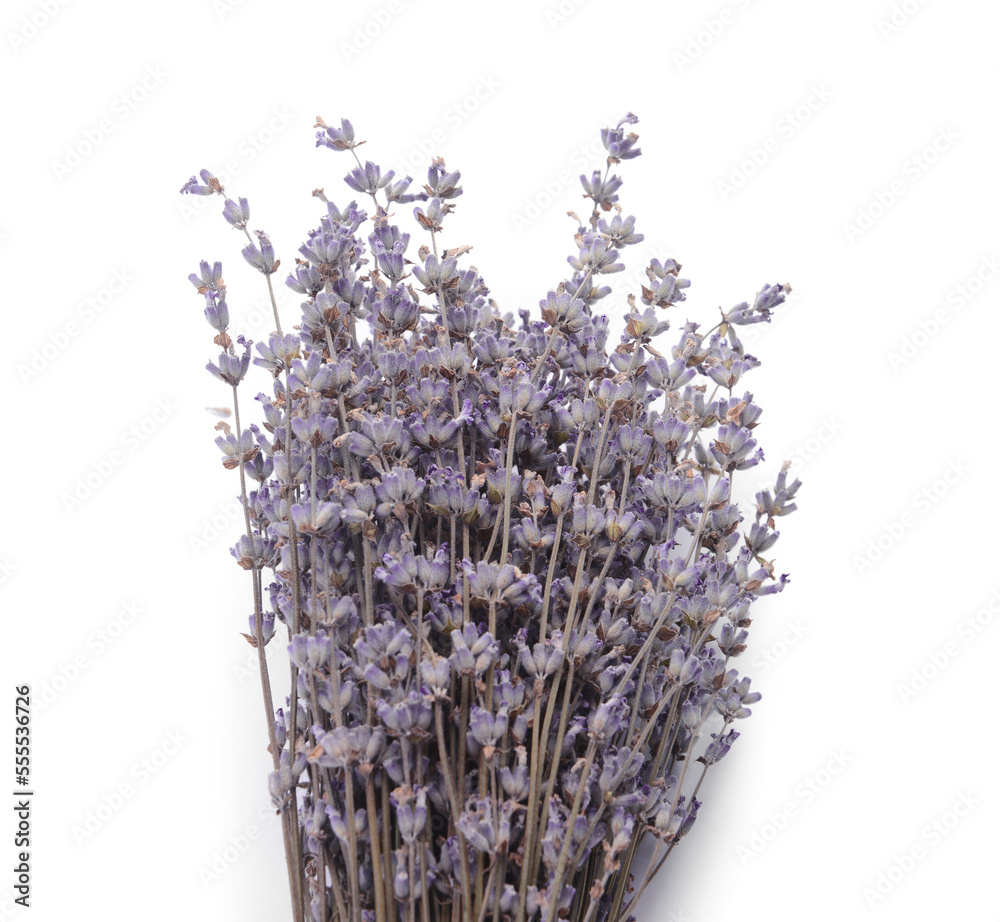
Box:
[181,112,799,922]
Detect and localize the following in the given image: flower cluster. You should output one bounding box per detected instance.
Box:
[181,112,798,922]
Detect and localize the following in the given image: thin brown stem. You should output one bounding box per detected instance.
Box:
[232,385,304,922]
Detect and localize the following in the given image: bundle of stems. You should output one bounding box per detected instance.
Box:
[181,112,798,922]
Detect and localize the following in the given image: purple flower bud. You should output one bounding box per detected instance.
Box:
[222,197,250,229]
[241,231,278,275]
[391,787,428,844]
[468,705,508,749]
[518,639,564,680]
[450,622,498,677]
[701,729,740,765]
[499,746,530,801]
[598,213,644,248]
[316,117,360,152]
[568,236,623,276]
[189,259,224,293]
[425,162,462,200]
[203,290,230,333]
[180,168,223,196]
[667,648,703,686]
[579,170,623,211]
[601,118,642,162]
[207,341,251,387]
[345,160,393,196]
[456,799,495,853]
[588,695,627,742]
[420,655,451,696]
[376,692,432,738]
[288,633,331,673]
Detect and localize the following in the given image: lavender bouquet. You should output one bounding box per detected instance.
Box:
[181,112,798,922]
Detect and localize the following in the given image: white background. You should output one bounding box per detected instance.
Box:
[1,0,996,920]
